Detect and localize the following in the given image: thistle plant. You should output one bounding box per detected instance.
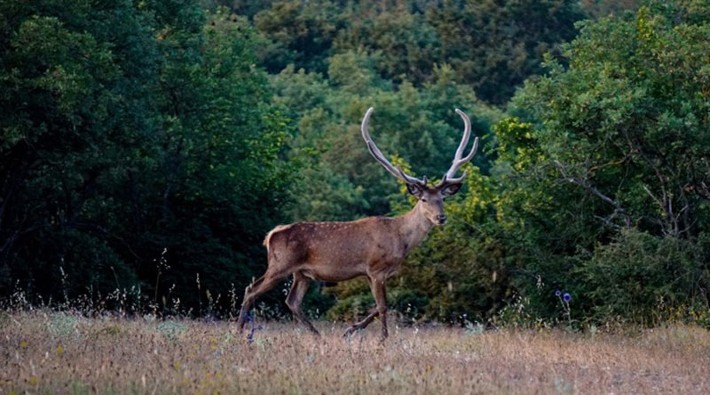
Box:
[555,290,573,328]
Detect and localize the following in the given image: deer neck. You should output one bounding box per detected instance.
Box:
[396,203,435,253]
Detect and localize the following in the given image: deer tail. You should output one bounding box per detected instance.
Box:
[263,224,292,249]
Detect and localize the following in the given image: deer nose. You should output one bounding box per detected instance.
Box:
[437,214,447,225]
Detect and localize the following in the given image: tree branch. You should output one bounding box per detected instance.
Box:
[554,160,631,227]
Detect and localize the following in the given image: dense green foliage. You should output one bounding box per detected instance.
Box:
[243,0,585,105]
[0,0,293,313]
[502,1,710,325]
[1,0,708,328]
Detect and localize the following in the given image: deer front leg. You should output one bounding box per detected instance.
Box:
[372,278,389,342]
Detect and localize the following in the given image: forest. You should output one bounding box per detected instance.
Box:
[1,0,709,329]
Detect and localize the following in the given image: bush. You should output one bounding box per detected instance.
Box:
[575,229,710,326]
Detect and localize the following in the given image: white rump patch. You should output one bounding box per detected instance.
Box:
[263,224,293,248]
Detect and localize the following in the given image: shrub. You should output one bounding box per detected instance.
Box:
[574,229,710,327]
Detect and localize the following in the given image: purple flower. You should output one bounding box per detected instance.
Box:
[563,292,572,302]
[555,290,562,297]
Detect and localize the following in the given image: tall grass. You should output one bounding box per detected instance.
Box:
[1,310,708,394]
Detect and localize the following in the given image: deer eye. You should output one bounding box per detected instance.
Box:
[421,198,428,202]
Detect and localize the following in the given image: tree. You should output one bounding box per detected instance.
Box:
[271,52,501,223]
[427,0,584,105]
[252,0,347,74]
[0,2,297,314]
[0,0,160,301]
[501,1,710,324]
[333,4,441,85]
[513,2,710,239]
[251,0,587,106]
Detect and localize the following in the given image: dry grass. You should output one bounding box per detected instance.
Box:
[1,311,708,394]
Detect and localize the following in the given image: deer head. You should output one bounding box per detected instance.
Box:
[360,107,479,226]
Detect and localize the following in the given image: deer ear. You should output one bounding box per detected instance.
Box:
[440,182,462,197]
[406,183,425,198]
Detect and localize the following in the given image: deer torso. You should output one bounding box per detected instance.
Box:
[264,204,434,282]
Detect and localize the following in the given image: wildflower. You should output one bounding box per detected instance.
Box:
[555,290,561,297]
[563,292,572,302]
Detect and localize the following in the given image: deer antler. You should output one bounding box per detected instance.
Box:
[361,107,427,186]
[439,108,479,185]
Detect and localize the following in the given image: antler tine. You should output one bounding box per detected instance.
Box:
[361,107,427,186]
[441,108,479,184]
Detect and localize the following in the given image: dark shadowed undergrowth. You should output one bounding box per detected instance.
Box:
[1,310,709,394]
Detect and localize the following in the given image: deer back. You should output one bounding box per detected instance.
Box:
[263,215,426,282]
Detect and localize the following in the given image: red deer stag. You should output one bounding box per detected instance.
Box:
[236,107,479,341]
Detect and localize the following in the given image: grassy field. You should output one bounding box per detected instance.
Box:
[1,311,708,394]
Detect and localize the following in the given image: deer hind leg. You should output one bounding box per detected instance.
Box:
[285,272,319,335]
[236,269,291,332]
[343,310,379,337]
